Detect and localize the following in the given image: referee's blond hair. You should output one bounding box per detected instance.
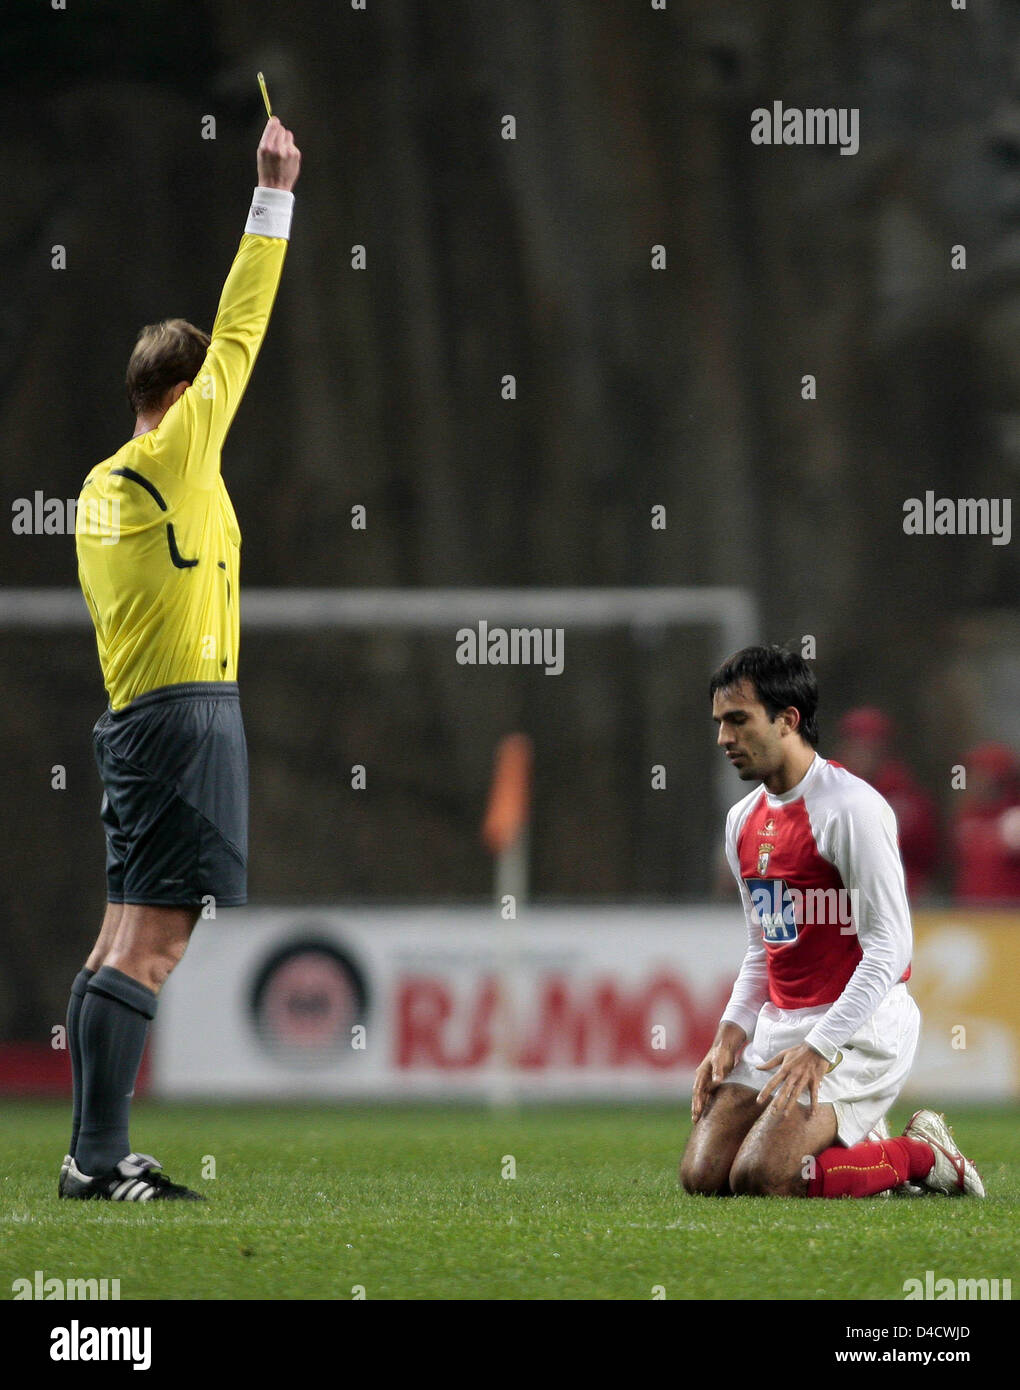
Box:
[126,318,210,416]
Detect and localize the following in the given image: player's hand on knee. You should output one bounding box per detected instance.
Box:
[691,1022,746,1121]
[691,1056,715,1122]
[756,1043,829,1117]
[257,117,301,191]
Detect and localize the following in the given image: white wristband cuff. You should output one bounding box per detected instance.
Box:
[803,1028,841,1065]
[245,186,294,240]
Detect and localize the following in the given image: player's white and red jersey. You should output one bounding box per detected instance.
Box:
[721,753,913,1063]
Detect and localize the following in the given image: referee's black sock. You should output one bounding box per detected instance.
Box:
[66,967,95,1158]
[75,966,158,1178]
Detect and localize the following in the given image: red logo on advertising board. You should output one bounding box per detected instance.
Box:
[394,971,730,1070]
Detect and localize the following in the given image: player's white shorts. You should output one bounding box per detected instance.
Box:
[722,983,920,1146]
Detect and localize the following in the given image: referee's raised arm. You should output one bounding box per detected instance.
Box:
[151,117,302,484]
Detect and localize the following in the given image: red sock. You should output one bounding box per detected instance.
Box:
[807,1137,934,1198]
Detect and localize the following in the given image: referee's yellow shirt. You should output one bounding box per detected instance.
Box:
[76,189,293,711]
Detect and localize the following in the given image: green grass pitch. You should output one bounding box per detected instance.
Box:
[1,1101,1016,1300]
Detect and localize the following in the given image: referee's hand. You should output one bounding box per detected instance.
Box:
[257,117,301,192]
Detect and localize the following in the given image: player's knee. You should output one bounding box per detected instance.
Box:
[106,934,190,993]
[729,1153,797,1197]
[729,1154,776,1197]
[680,1153,727,1197]
[146,931,192,988]
[681,1172,725,1197]
[728,1156,753,1195]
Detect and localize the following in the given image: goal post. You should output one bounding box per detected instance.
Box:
[0,585,759,824]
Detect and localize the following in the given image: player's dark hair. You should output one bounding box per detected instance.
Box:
[709,644,819,747]
[126,318,211,416]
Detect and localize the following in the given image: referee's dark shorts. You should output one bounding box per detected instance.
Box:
[92,682,248,908]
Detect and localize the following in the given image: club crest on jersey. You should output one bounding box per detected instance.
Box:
[746,877,798,944]
[757,841,775,876]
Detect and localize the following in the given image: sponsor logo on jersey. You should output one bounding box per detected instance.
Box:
[745,877,798,943]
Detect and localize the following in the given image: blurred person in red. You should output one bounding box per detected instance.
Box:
[834,708,938,898]
[952,742,1020,904]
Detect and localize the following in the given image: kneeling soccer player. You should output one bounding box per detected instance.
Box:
[681,645,984,1200]
[61,116,301,1201]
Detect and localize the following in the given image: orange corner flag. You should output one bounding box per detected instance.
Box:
[482,733,533,855]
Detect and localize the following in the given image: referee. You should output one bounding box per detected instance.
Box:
[63,117,301,1201]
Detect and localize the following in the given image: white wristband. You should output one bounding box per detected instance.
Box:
[245,186,295,240]
[803,1028,841,1065]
